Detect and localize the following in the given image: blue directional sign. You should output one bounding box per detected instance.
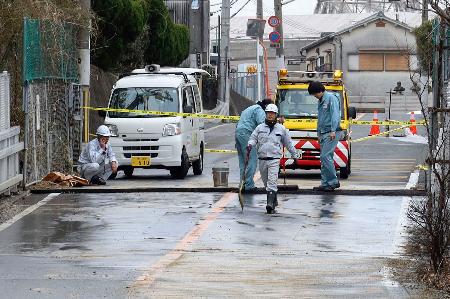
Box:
[269,31,281,43]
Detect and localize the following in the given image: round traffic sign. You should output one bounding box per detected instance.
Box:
[268,16,281,28]
[269,31,281,43]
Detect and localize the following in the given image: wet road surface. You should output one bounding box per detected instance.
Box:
[0,192,411,298]
[80,113,426,191]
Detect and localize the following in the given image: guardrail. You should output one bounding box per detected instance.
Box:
[0,127,23,195]
[0,71,24,196]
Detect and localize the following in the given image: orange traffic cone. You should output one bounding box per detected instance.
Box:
[369,110,381,136]
[409,112,417,135]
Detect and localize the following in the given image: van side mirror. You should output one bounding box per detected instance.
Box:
[184,105,194,114]
[348,107,357,119]
[98,110,107,118]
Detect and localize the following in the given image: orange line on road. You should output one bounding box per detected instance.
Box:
[129,192,235,293]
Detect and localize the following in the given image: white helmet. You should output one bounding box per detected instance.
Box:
[265,104,279,114]
[96,125,112,137]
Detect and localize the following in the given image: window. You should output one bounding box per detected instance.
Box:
[183,86,195,112]
[325,52,332,64]
[278,89,344,119]
[109,88,179,118]
[385,53,409,71]
[349,52,412,72]
[359,53,384,71]
[191,85,202,113]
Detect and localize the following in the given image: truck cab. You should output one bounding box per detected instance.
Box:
[102,65,209,179]
[276,69,356,179]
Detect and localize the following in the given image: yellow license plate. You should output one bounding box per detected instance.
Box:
[131,156,151,167]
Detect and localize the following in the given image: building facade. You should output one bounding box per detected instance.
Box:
[302,12,424,112]
[165,0,210,67]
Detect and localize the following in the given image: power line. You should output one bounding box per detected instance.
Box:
[281,0,298,5]
[249,0,319,35]
[210,0,241,15]
[210,0,253,30]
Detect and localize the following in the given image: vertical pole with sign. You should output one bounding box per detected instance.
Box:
[256,40,261,102]
[246,19,265,102]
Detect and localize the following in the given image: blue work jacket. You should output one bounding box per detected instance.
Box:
[317,91,341,134]
[235,104,266,136]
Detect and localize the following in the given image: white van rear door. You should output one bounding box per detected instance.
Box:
[182,86,195,157]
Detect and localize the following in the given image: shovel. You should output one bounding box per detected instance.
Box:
[238,150,250,211]
[282,146,286,185]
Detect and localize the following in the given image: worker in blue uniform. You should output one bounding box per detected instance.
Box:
[308,81,342,192]
[235,99,272,192]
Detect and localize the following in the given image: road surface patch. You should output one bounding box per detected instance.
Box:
[130,192,235,293]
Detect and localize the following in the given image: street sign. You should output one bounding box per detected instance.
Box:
[269,31,281,43]
[268,16,281,28]
[246,19,266,39]
[270,43,281,48]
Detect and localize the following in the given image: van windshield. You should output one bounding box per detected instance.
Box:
[108,87,179,118]
[278,89,343,119]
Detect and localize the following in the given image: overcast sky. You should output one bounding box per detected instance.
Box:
[209,0,317,17]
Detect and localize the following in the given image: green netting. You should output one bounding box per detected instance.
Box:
[23,18,79,82]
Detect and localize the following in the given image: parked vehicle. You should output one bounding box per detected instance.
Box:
[102,64,209,179]
[276,69,357,179]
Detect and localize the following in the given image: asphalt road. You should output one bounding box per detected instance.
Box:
[0,192,411,298]
[0,113,428,298]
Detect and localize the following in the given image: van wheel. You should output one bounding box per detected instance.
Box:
[340,167,349,179]
[193,146,203,175]
[340,159,351,179]
[124,167,134,178]
[170,148,190,179]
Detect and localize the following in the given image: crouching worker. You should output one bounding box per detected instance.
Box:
[247,104,299,214]
[78,125,118,185]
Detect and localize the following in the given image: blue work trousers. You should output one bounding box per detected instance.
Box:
[318,131,341,187]
[235,131,258,190]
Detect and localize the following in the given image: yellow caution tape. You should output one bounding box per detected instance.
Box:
[84,106,240,121]
[416,164,429,171]
[83,106,425,126]
[205,149,238,154]
[349,126,409,143]
[285,119,425,126]
[351,120,425,126]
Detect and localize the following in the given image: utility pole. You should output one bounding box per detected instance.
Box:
[274,0,285,70]
[256,0,263,102]
[78,0,90,142]
[217,15,221,79]
[189,0,210,68]
[422,0,428,24]
[219,0,230,115]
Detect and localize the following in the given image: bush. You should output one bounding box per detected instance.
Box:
[414,20,433,75]
[92,0,189,71]
[143,0,189,66]
[92,0,148,70]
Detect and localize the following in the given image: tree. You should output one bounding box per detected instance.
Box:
[92,0,189,71]
[406,0,450,286]
[91,0,149,70]
[413,20,433,75]
[143,0,189,66]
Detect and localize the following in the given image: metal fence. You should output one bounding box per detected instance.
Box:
[230,71,266,102]
[23,81,83,184]
[22,17,83,185]
[0,72,24,196]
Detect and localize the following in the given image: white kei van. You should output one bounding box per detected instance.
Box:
[102,65,209,179]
